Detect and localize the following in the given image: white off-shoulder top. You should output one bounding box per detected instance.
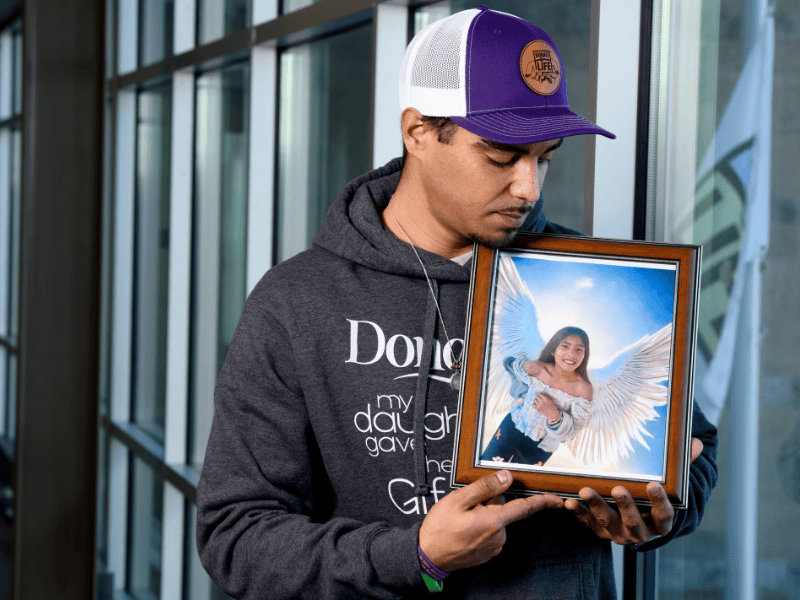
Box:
[508,357,593,452]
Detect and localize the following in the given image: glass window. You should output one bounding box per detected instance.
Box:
[97,426,109,563]
[276,23,372,263]
[190,62,250,468]
[6,352,15,443]
[186,503,234,600]
[0,127,10,343]
[139,0,175,66]
[0,348,6,437]
[657,0,800,598]
[281,0,322,14]
[197,0,250,45]
[0,35,20,447]
[414,0,592,232]
[0,30,10,121]
[12,23,21,116]
[9,123,20,344]
[0,348,15,443]
[134,81,173,443]
[129,456,164,600]
[99,101,114,419]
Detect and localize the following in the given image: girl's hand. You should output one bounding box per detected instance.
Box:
[533,392,560,421]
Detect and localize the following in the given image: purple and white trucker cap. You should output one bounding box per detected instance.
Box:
[399,5,615,144]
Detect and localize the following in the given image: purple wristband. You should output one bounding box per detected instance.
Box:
[417,546,450,581]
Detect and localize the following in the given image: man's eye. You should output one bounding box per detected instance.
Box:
[488,157,514,168]
[538,157,551,166]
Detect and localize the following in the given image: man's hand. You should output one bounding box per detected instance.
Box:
[419,470,563,572]
[564,438,704,545]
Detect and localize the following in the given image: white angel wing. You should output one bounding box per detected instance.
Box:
[483,256,545,442]
[566,323,672,469]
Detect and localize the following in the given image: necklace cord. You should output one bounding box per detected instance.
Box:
[388,203,463,372]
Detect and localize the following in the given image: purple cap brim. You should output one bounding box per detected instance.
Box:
[450,107,615,145]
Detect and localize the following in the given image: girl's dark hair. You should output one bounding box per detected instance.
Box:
[537,326,591,382]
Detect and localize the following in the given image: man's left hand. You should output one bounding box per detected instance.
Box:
[564,438,704,545]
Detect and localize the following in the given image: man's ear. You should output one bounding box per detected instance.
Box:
[400,108,432,161]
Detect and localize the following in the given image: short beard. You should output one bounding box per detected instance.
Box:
[469,228,521,249]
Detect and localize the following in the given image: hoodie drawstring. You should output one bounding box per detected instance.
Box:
[413,278,440,496]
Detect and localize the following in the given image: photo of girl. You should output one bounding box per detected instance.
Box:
[477,253,676,480]
[480,327,593,466]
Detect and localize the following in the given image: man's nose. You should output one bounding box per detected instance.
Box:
[509,158,540,203]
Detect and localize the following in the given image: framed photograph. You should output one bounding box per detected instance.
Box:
[451,233,702,509]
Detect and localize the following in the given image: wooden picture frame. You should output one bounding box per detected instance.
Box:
[451,233,702,509]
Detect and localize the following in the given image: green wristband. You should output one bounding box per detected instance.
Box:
[420,570,445,593]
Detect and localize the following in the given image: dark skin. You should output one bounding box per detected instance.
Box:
[387,109,705,567]
[565,438,704,545]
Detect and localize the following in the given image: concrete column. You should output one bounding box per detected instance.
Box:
[15,0,104,597]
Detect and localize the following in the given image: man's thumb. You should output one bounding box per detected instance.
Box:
[455,470,513,508]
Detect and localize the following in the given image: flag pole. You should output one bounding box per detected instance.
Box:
[725,258,761,600]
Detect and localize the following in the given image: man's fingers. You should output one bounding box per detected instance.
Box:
[498,493,563,526]
[646,482,674,535]
[565,497,611,540]
[690,438,703,462]
[578,488,622,537]
[485,493,506,507]
[611,487,645,541]
[454,471,513,508]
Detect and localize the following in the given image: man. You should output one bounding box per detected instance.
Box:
[197,6,717,599]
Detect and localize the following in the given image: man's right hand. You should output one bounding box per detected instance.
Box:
[418,470,564,573]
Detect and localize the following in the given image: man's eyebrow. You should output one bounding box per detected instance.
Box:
[473,137,564,154]
[545,138,564,153]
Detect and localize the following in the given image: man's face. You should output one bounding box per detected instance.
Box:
[417,125,562,249]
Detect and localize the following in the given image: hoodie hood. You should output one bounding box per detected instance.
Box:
[313,158,550,281]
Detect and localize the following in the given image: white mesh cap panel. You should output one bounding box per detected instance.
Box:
[399,9,479,116]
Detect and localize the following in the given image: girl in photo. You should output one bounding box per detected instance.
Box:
[480,326,594,466]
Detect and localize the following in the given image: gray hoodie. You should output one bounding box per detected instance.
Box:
[196,158,718,599]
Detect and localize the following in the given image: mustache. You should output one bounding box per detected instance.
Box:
[496,204,534,216]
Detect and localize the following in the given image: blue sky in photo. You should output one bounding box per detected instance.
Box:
[511,254,676,366]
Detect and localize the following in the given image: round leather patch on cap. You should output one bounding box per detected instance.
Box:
[519,40,561,96]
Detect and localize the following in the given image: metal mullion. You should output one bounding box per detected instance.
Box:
[160,481,186,599]
[107,0,373,94]
[105,416,199,502]
[164,68,194,468]
[110,419,165,468]
[246,42,277,288]
[117,0,139,75]
[174,28,251,72]
[590,0,643,241]
[174,0,197,55]
[370,2,407,169]
[255,0,372,47]
[108,435,130,591]
[0,338,16,353]
[110,88,136,425]
[623,547,657,600]
[164,463,199,503]
[633,0,655,241]
[111,28,251,92]
[0,115,20,129]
